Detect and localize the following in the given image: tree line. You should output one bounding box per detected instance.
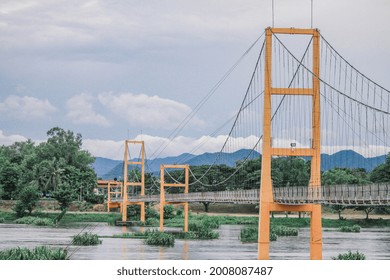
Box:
[1,127,389,220]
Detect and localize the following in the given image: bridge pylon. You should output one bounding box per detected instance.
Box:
[258,27,322,260]
[159,164,189,233]
[122,140,146,222]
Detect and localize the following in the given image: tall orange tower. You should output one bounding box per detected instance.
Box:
[258,27,322,260]
[122,140,146,222]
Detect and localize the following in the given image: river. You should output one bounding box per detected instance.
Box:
[0,223,389,260]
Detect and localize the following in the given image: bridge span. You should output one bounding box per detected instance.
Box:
[110,184,390,207]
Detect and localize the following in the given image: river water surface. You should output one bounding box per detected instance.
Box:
[1,223,389,260]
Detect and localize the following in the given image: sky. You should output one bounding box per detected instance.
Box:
[1,0,390,160]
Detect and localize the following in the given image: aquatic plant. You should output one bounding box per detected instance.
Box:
[332,250,365,260]
[72,232,102,246]
[240,226,258,242]
[240,225,297,243]
[0,246,68,260]
[339,225,361,233]
[271,225,298,236]
[144,231,175,247]
[187,221,219,239]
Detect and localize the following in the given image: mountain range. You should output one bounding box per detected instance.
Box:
[92,149,387,180]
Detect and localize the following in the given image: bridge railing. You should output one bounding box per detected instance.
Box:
[111,184,390,206]
[273,184,390,206]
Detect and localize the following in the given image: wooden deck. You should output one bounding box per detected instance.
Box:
[110,184,390,206]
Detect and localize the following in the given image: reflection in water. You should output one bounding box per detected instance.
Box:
[183,241,189,260]
[0,223,389,260]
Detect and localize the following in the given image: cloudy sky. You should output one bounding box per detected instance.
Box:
[1,0,390,159]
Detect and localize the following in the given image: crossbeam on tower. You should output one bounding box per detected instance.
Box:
[258,27,322,260]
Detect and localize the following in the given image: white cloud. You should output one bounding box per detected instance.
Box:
[0,130,27,146]
[98,92,204,130]
[0,95,56,120]
[66,93,110,126]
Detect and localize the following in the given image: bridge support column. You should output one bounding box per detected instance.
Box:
[258,202,271,259]
[310,204,322,259]
[160,164,189,233]
[140,202,145,222]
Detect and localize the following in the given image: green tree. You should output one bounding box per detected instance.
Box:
[36,127,97,204]
[322,168,370,185]
[52,182,78,223]
[322,168,371,220]
[13,182,41,217]
[0,163,20,200]
[370,154,390,183]
[271,157,310,187]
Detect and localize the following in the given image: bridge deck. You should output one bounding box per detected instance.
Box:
[110,184,390,206]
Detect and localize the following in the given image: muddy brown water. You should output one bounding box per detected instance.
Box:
[0,223,389,260]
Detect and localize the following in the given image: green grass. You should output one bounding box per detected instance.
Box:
[72,232,102,246]
[0,211,17,222]
[2,209,390,228]
[0,246,68,260]
[332,250,365,260]
[339,225,361,233]
[165,214,258,228]
[144,231,175,247]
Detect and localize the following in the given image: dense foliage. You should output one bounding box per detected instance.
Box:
[0,127,97,221]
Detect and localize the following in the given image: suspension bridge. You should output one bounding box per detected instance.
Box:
[97,27,390,260]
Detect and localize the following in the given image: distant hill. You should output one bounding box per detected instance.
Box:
[92,149,387,180]
[321,150,386,172]
[92,157,122,179]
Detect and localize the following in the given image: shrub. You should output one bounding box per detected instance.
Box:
[332,250,365,260]
[13,183,41,217]
[0,246,68,260]
[145,231,175,247]
[146,207,159,219]
[339,225,361,233]
[73,201,92,212]
[0,218,5,223]
[163,205,175,219]
[15,216,53,226]
[84,193,104,204]
[126,205,141,220]
[145,217,159,226]
[175,208,183,217]
[72,232,102,246]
